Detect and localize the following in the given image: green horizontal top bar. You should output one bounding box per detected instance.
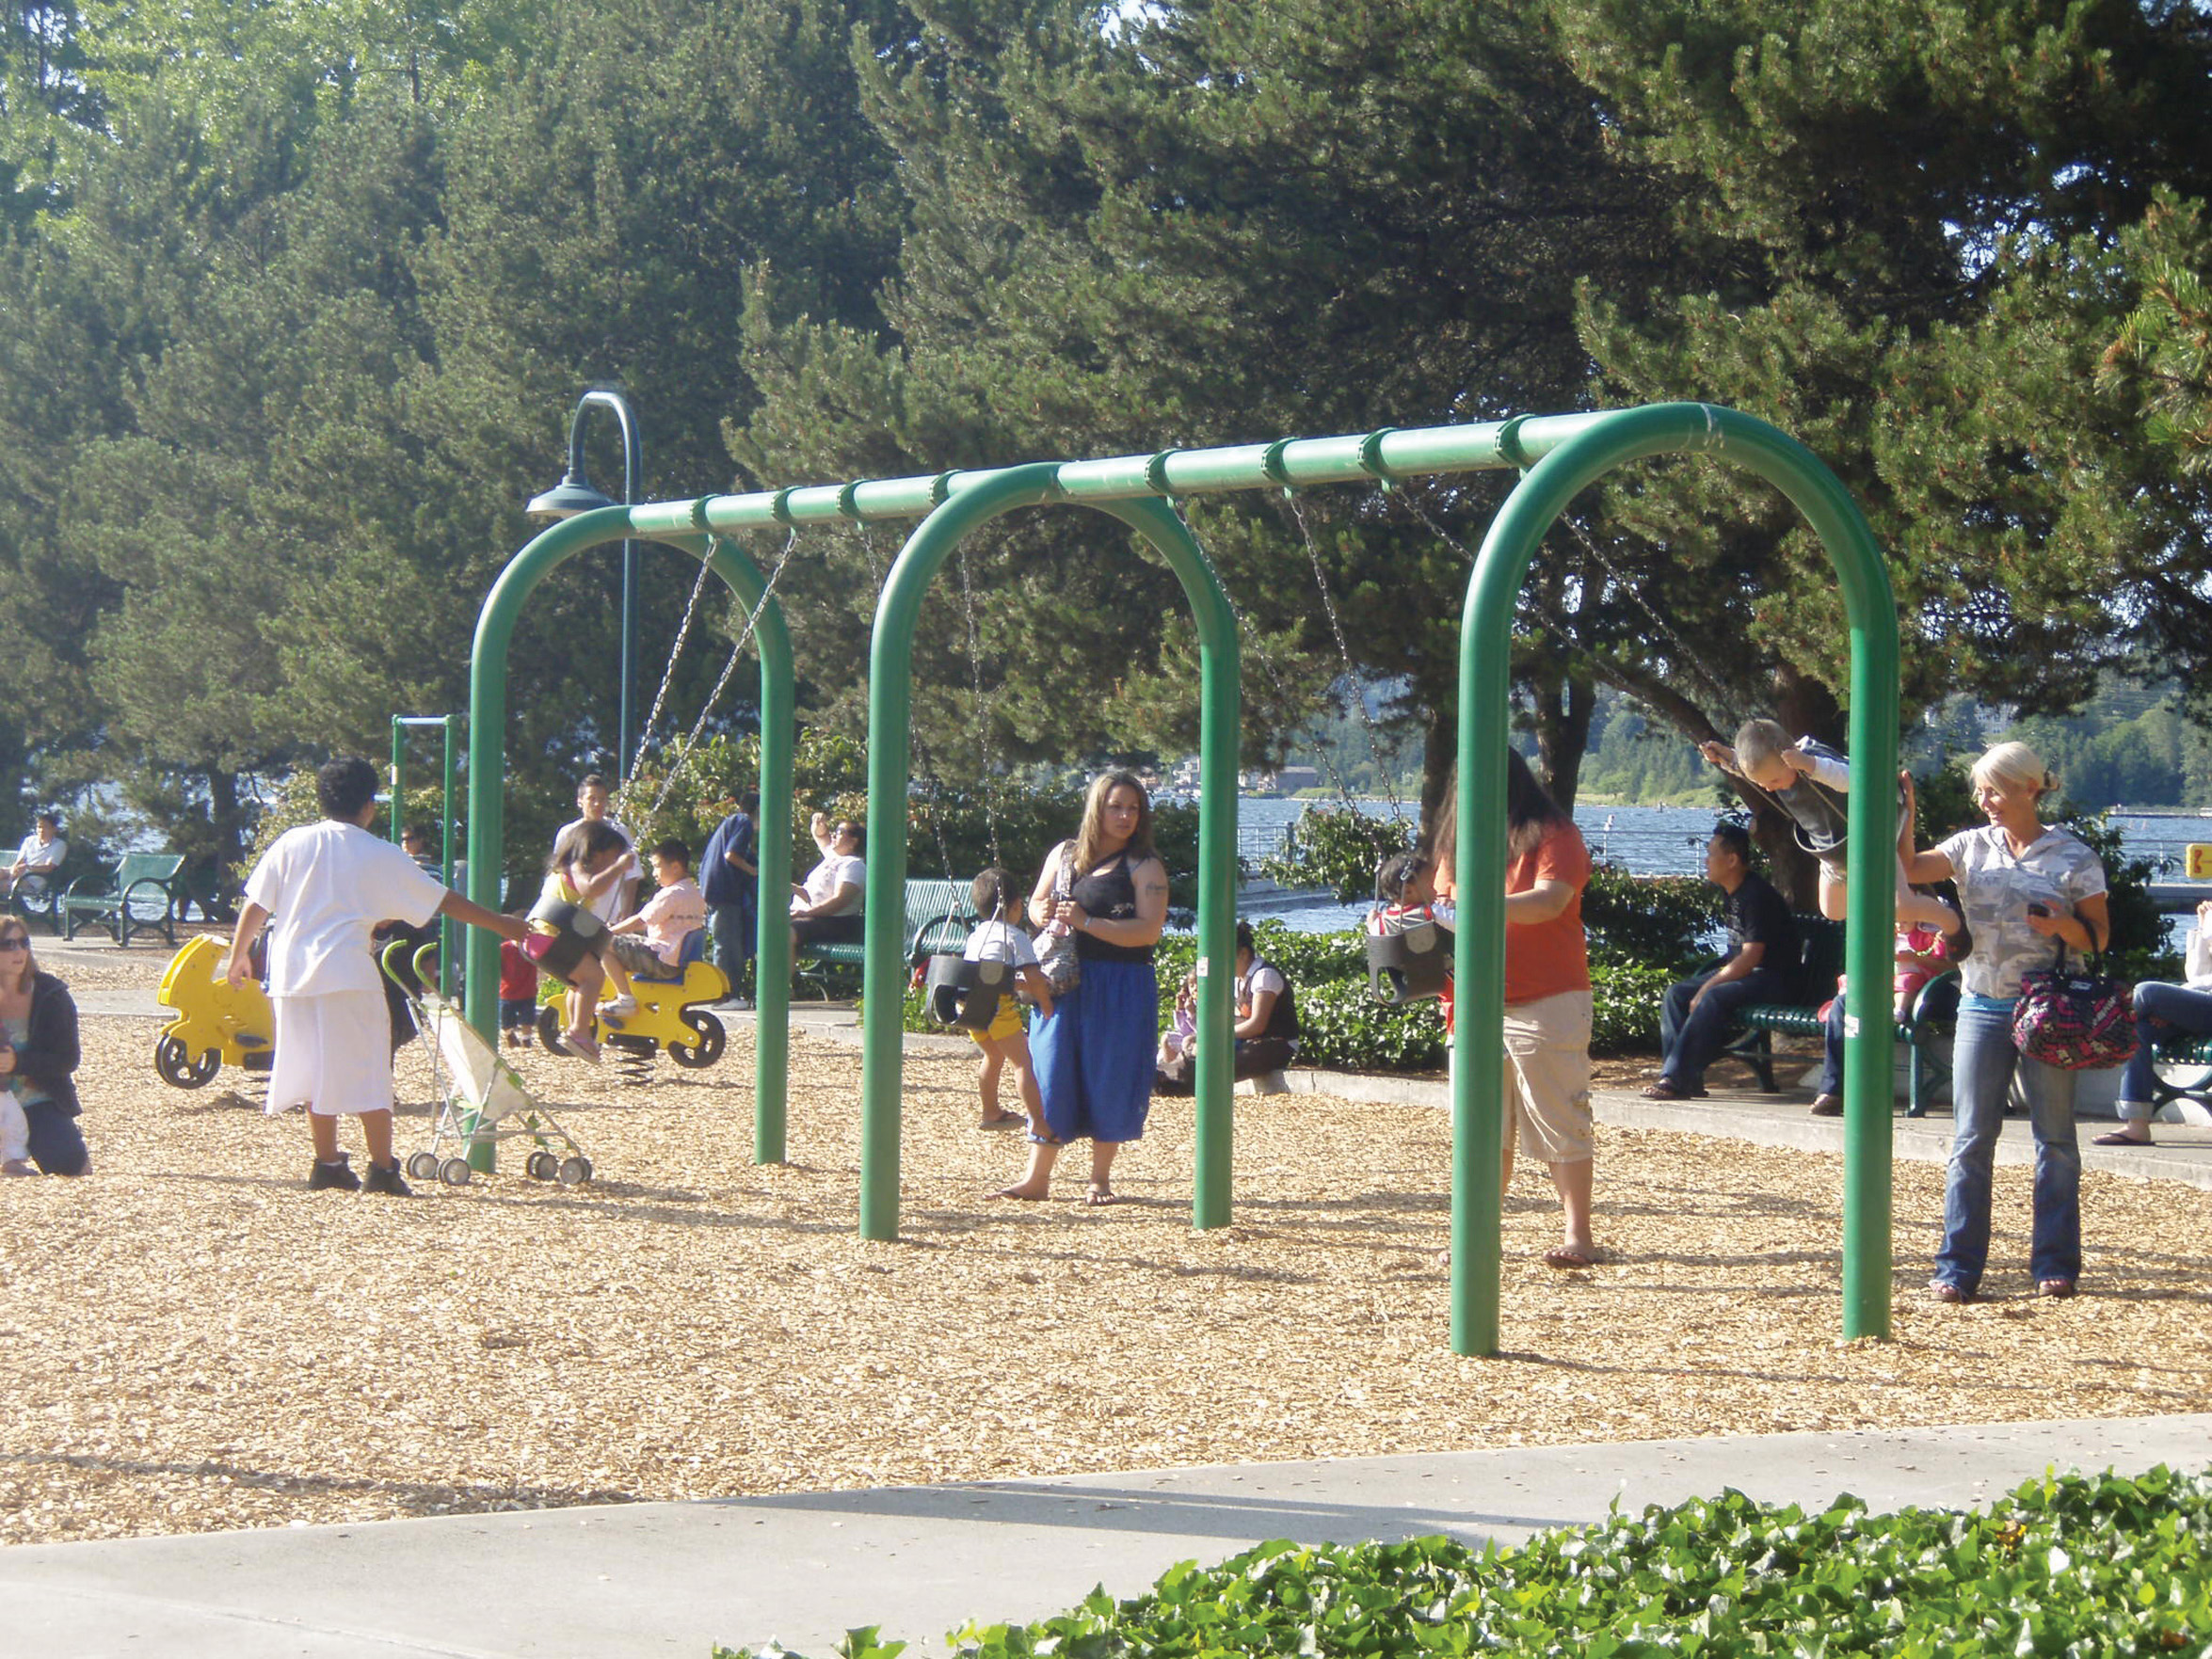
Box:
[620,410,1632,541]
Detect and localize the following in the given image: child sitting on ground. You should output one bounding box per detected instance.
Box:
[528,821,641,1062]
[962,868,1055,1134]
[1154,968,1199,1079]
[1699,719,1958,932]
[0,1050,33,1176]
[226,756,527,1195]
[606,838,709,981]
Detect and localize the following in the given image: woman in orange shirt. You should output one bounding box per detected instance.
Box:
[1433,750,1598,1269]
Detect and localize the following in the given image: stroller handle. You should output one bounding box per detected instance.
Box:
[377,936,442,991]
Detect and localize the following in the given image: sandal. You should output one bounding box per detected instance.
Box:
[1930,1280,1975,1304]
[2037,1278,2077,1300]
[1544,1244,1598,1270]
[1083,1184,1120,1206]
[977,1113,1025,1131]
[1641,1080,1706,1102]
[2092,1130,2153,1147]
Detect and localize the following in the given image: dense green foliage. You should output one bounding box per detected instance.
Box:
[7,0,2212,894]
[717,1464,2212,1659]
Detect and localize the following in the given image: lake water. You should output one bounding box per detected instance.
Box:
[1224,797,2212,941]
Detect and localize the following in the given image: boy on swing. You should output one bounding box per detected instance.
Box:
[227,757,528,1195]
[1700,719,1958,932]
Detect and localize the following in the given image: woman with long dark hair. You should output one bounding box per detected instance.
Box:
[1431,750,1600,1268]
[994,771,1168,1205]
[0,917,88,1175]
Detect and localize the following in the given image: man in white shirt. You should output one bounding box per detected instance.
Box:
[226,758,526,1196]
[552,774,637,926]
[790,813,865,949]
[4,813,66,901]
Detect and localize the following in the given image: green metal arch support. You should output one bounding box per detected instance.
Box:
[858,468,1242,1239]
[1451,403,1900,1355]
[466,507,797,1168]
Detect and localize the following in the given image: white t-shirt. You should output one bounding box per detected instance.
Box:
[1238,960,1287,1012]
[963,917,1039,968]
[553,816,637,925]
[633,877,708,966]
[792,853,864,917]
[13,833,64,872]
[245,822,448,997]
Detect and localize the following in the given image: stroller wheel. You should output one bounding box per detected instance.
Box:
[406,1152,441,1182]
[556,1156,592,1186]
[525,1151,557,1182]
[437,1157,473,1187]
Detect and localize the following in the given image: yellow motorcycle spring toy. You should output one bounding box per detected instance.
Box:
[534,928,730,1072]
[153,934,275,1088]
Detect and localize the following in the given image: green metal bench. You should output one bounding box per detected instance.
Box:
[793,877,978,997]
[2144,1032,2212,1116]
[1723,915,1959,1115]
[61,852,187,947]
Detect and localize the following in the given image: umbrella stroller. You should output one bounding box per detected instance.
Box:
[382,941,594,1188]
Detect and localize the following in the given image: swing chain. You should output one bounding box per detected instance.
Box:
[954,543,1004,870]
[638,527,801,823]
[1276,490,1409,822]
[619,541,720,818]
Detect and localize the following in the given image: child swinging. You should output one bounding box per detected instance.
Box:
[525,821,640,1062]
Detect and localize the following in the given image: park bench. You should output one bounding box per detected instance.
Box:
[1721,916,1959,1116]
[2141,1030,2212,1118]
[60,852,187,948]
[793,877,978,997]
[6,847,82,936]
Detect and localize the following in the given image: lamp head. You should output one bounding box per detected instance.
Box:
[525,469,617,518]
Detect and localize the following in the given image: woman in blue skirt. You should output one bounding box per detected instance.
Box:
[993,770,1168,1205]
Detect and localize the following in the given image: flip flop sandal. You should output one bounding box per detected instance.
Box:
[2092,1130,2153,1146]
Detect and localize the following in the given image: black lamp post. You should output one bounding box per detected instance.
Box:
[527,388,642,776]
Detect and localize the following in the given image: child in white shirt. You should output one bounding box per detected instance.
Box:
[227,758,526,1195]
[961,868,1055,1135]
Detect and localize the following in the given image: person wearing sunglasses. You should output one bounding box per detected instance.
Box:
[0,922,88,1176]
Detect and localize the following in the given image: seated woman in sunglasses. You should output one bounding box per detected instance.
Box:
[0,919,88,1176]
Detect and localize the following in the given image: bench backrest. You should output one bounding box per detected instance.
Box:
[1794,916,1847,1001]
[904,877,977,958]
[115,852,184,888]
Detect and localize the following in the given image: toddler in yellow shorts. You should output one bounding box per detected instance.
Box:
[961,869,1056,1134]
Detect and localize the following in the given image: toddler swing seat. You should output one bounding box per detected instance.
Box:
[521,895,607,982]
[922,953,1011,1032]
[1366,921,1450,1004]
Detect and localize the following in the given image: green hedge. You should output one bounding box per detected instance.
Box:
[717,1465,2212,1658]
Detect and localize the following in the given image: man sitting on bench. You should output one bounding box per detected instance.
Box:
[4,813,66,903]
[791,813,865,951]
[1644,823,1799,1102]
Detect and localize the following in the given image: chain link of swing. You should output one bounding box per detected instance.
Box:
[616,528,800,826]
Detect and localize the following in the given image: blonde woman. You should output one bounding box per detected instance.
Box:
[1902,742,2108,1302]
[0,917,88,1175]
[994,771,1168,1206]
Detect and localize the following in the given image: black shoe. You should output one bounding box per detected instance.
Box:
[308,1154,361,1191]
[361,1160,413,1198]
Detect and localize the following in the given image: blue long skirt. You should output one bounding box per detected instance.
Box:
[1031,958,1158,1144]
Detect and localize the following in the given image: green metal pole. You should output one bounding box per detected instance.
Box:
[669,531,795,1163]
[467,506,799,1172]
[858,479,1243,1239]
[440,715,457,997]
[859,468,1063,1240]
[1091,497,1241,1229]
[1457,403,1898,1354]
[389,720,407,844]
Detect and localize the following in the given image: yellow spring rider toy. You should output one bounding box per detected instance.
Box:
[153,933,275,1088]
[530,911,731,1074]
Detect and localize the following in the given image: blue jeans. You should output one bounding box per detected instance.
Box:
[1935,997,2079,1292]
[709,893,756,986]
[2117,981,2212,1117]
[1659,965,1790,1090]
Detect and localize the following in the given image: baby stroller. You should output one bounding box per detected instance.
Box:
[381,940,594,1188]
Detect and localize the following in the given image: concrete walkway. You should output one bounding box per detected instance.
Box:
[7,1414,2207,1658]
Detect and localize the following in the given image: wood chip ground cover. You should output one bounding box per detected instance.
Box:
[4,952,2208,1547]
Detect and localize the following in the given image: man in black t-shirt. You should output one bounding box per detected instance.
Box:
[1644,823,1800,1101]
